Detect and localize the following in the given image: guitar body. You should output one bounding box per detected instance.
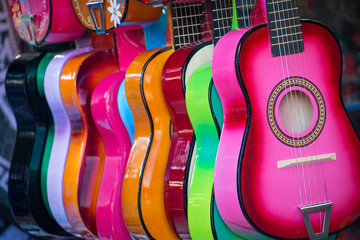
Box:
[39,51,62,217]
[8,0,84,45]
[71,0,162,33]
[187,61,247,240]
[44,47,91,236]
[92,27,146,240]
[122,47,178,239]
[60,49,118,239]
[162,41,213,239]
[5,53,70,237]
[117,9,168,142]
[212,26,269,239]
[214,21,360,239]
[138,47,179,240]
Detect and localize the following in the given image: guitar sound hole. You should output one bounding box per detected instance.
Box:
[279,90,313,134]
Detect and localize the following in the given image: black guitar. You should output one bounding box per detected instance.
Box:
[5,52,70,237]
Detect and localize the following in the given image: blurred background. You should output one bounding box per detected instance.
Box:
[0,0,359,239]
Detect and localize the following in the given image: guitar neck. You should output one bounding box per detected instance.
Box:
[170,1,207,50]
[210,0,256,45]
[266,0,304,56]
[210,0,232,45]
[235,0,256,28]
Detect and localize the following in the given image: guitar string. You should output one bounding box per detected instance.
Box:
[274,0,310,207]
[277,0,311,207]
[283,0,321,207]
[189,3,194,44]
[270,0,305,206]
[287,0,327,231]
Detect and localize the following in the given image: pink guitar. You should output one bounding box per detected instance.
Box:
[212,0,360,239]
[8,0,84,46]
[91,26,147,240]
[88,2,163,239]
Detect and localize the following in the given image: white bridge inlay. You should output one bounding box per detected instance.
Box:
[277,153,336,169]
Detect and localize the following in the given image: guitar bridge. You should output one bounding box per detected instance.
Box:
[300,202,332,240]
[86,0,105,33]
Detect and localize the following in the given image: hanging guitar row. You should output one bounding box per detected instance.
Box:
[5,0,360,239]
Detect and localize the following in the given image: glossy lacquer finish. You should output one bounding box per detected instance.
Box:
[240,22,360,239]
[122,47,178,240]
[214,22,360,239]
[44,47,91,236]
[162,42,213,239]
[117,9,168,142]
[8,0,84,45]
[186,60,249,240]
[5,53,70,237]
[60,49,118,239]
[139,48,180,240]
[71,0,162,33]
[186,52,217,240]
[92,27,146,240]
[38,51,62,216]
[211,27,269,240]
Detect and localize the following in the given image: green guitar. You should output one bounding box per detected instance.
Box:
[186,0,340,239]
[186,0,255,239]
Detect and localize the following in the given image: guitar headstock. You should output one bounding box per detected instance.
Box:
[71,0,163,34]
[8,0,50,46]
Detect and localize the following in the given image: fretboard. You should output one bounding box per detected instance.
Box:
[210,0,233,45]
[171,2,206,50]
[266,0,304,57]
[236,0,256,28]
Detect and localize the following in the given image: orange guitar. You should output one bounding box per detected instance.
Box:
[60,34,119,239]
[121,1,211,239]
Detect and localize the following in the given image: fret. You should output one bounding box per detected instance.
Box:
[171,1,206,50]
[173,23,202,29]
[271,31,302,39]
[212,7,233,11]
[271,24,302,31]
[173,14,204,20]
[270,16,300,24]
[174,32,202,38]
[266,0,304,56]
[214,26,232,31]
[236,4,254,9]
[235,0,256,28]
[210,0,234,45]
[268,7,298,14]
[213,16,233,21]
[172,3,203,10]
[271,38,303,46]
[267,0,291,4]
